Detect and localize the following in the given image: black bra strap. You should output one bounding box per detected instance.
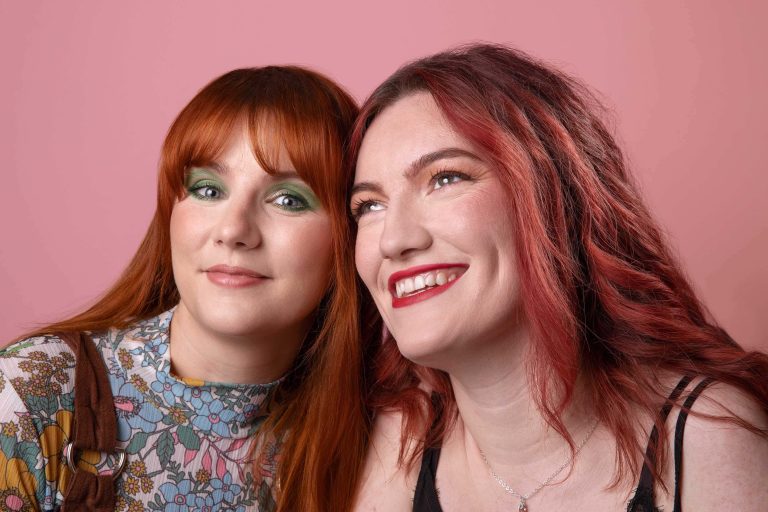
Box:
[413,393,446,511]
[634,375,693,498]
[413,446,442,511]
[672,378,714,512]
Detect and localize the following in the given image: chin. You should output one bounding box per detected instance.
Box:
[197,307,266,338]
[392,331,454,370]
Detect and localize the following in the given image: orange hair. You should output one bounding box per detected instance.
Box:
[22,66,367,511]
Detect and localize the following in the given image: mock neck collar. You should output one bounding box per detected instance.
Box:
[110,308,281,438]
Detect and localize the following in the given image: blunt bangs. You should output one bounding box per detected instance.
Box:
[159,66,351,212]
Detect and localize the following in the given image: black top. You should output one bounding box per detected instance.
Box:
[412,376,713,512]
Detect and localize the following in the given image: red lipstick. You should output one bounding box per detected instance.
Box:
[388,263,468,309]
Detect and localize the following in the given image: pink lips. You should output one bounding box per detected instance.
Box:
[205,265,268,288]
[388,263,468,308]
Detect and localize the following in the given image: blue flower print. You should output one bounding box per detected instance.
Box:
[151,370,186,405]
[210,472,242,505]
[131,332,169,367]
[159,479,196,511]
[191,399,237,437]
[183,386,214,410]
[193,493,224,512]
[112,376,163,442]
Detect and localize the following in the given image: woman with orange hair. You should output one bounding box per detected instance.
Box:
[0,66,366,511]
[348,44,768,511]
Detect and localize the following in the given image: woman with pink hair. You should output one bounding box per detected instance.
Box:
[348,44,768,511]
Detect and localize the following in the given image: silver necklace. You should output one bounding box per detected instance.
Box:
[479,418,600,512]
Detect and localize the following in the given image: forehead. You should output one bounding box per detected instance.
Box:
[356,92,470,180]
[215,125,295,172]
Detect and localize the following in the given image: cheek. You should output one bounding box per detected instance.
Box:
[279,217,333,284]
[460,194,519,300]
[450,188,515,251]
[169,206,190,260]
[169,203,212,268]
[169,202,215,289]
[354,225,381,289]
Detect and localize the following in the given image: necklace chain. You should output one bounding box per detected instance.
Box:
[479,418,600,511]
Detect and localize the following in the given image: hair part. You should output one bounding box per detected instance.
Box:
[347,43,768,489]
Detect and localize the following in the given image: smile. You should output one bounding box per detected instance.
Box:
[388,264,468,308]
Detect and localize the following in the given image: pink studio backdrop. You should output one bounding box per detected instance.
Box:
[0,1,765,350]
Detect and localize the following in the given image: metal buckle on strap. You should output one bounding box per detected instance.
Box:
[62,442,127,480]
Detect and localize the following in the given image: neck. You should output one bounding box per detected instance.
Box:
[445,324,596,489]
[169,304,306,385]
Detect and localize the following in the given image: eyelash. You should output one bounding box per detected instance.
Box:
[269,191,309,212]
[187,183,310,215]
[187,180,224,201]
[351,168,472,221]
[429,169,472,189]
[350,199,380,221]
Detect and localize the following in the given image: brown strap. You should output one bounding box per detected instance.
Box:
[60,472,116,512]
[57,332,118,511]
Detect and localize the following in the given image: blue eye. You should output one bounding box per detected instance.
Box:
[350,199,384,221]
[431,170,470,190]
[188,181,224,201]
[195,186,221,199]
[272,193,309,211]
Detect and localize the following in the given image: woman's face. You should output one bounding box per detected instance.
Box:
[352,92,522,367]
[170,127,333,340]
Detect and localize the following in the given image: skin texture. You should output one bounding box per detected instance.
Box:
[169,127,332,385]
[351,93,768,511]
[352,92,524,375]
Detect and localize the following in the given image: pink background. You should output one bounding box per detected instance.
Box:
[0,1,765,350]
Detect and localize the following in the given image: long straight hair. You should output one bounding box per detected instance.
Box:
[21,66,367,511]
[346,44,768,487]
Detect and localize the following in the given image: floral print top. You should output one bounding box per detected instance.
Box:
[0,309,279,511]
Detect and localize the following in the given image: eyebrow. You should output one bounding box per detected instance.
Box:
[350,147,481,197]
[404,147,481,178]
[349,181,384,197]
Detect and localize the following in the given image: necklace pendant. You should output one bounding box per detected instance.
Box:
[518,498,528,512]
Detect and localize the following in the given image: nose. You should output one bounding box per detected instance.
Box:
[213,199,262,250]
[378,199,432,259]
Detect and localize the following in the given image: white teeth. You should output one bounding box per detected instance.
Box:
[392,268,465,298]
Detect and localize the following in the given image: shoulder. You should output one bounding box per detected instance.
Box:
[0,336,81,509]
[0,334,76,376]
[677,380,768,511]
[354,410,418,512]
[0,334,80,415]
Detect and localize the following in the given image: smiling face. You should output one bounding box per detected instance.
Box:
[170,126,333,342]
[352,92,524,369]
